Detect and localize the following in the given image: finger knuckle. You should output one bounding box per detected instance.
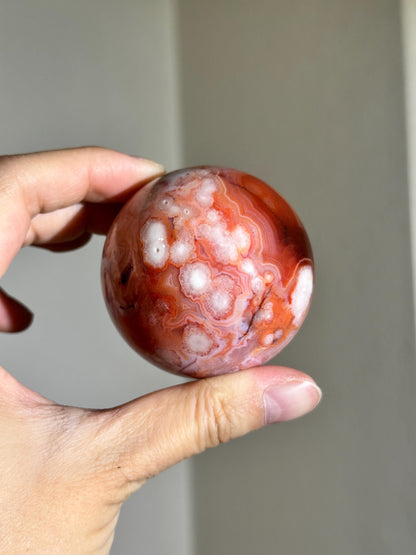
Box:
[195,382,236,450]
[0,156,18,193]
[0,155,34,212]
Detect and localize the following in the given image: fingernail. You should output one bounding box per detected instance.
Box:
[130,156,165,177]
[263,380,322,424]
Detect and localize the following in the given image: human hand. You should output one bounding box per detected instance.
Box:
[0,147,322,553]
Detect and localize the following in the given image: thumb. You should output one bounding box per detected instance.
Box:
[102,366,321,493]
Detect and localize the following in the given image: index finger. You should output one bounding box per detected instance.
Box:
[0,147,164,278]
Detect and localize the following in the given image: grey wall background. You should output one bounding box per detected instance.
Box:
[178,1,416,554]
[1,1,415,554]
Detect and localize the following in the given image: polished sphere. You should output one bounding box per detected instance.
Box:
[101,167,313,378]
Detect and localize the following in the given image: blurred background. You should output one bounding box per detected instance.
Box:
[0,1,415,554]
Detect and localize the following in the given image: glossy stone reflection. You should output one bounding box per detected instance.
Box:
[101,167,313,378]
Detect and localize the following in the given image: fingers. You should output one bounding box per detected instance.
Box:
[25,202,122,247]
[0,147,164,278]
[0,147,165,213]
[0,288,33,332]
[100,366,321,495]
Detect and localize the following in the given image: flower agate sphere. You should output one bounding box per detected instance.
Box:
[101,167,313,378]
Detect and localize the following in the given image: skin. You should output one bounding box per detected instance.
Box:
[0,147,322,554]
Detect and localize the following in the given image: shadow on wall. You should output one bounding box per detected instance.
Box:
[177,1,416,554]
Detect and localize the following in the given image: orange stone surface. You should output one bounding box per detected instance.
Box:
[101,167,313,378]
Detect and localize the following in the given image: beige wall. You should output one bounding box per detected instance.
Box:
[178,1,416,553]
[402,0,416,340]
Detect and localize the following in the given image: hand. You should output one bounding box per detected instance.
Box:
[0,147,322,554]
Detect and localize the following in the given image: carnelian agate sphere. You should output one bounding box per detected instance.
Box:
[101,167,313,378]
